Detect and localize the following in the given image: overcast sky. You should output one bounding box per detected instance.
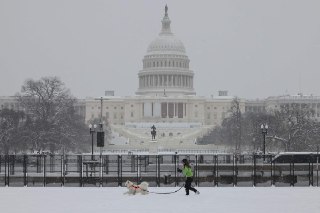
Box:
[0,0,320,99]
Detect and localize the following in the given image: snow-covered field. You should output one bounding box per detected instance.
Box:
[0,187,320,213]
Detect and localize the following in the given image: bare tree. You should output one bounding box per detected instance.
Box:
[271,103,318,151]
[0,109,25,154]
[18,77,88,153]
[199,102,320,153]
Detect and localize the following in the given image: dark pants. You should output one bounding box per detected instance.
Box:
[185,177,197,195]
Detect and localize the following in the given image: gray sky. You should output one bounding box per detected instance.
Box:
[0,0,320,99]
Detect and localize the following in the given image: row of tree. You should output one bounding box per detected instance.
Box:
[0,77,90,154]
[201,98,320,152]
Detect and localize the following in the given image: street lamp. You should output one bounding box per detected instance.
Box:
[261,124,268,161]
[89,124,97,160]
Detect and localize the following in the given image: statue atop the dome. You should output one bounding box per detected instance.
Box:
[165,4,168,16]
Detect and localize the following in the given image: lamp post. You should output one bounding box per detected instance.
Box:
[261,124,268,161]
[252,137,256,152]
[89,124,97,160]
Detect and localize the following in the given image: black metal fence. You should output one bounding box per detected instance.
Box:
[0,153,319,187]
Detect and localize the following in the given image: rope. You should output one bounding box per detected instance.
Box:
[146,184,185,194]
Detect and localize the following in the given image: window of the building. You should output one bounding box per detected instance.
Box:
[131,112,134,117]
[213,113,217,119]
[113,113,117,119]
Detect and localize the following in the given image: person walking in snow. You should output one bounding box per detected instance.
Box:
[177,159,200,195]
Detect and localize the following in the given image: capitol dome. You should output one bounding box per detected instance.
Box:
[147,35,186,55]
[136,5,195,96]
[146,6,186,55]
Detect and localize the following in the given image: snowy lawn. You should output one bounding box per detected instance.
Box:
[0,187,320,213]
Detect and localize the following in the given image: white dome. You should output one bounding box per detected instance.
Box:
[147,35,186,54]
[146,6,186,55]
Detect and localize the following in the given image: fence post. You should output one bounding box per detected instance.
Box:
[118,155,122,186]
[61,155,64,186]
[214,155,217,187]
[233,154,237,186]
[100,154,103,187]
[317,151,319,187]
[43,155,46,187]
[157,155,160,187]
[253,154,256,187]
[7,155,10,186]
[195,155,198,186]
[311,161,314,187]
[270,155,273,186]
[105,155,109,175]
[80,155,83,187]
[309,159,311,186]
[174,154,177,187]
[23,155,27,186]
[292,161,295,187]
[5,155,7,186]
[136,155,139,184]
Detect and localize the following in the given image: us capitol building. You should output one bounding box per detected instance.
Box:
[85,6,243,152]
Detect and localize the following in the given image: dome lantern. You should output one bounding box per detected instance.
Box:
[160,5,172,35]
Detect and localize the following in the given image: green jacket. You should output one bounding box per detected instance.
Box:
[182,166,193,177]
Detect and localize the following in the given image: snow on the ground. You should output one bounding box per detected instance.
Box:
[0,187,320,213]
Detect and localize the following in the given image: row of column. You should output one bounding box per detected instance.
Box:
[139,74,193,88]
[161,102,186,118]
[143,60,189,69]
